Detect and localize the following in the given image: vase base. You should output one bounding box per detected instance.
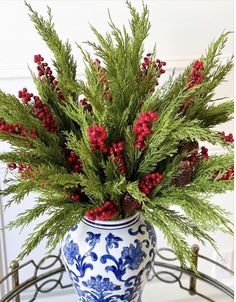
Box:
[77,296,142,302]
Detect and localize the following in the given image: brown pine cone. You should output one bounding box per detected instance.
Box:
[179,140,199,153]
[122,193,141,212]
[174,160,193,187]
[177,96,193,115]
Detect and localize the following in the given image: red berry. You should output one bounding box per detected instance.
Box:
[221,132,234,143]
[188,60,204,88]
[33,54,65,101]
[88,125,108,153]
[80,98,92,111]
[139,172,163,195]
[200,146,209,160]
[133,111,158,150]
[109,141,126,174]
[7,163,17,170]
[85,201,118,221]
[65,149,83,173]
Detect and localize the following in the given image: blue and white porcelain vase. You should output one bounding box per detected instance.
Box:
[61,212,156,302]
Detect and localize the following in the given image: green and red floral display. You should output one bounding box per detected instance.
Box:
[0,1,234,268]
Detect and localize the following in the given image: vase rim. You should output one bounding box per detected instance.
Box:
[81,212,140,229]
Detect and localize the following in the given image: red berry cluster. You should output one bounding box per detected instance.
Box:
[188,60,204,88]
[18,88,58,133]
[141,53,166,86]
[221,167,234,180]
[187,146,209,163]
[139,172,163,195]
[18,88,34,104]
[34,54,55,80]
[7,163,17,170]
[141,53,166,74]
[34,54,65,101]
[200,146,209,160]
[80,98,92,112]
[109,141,126,174]
[8,162,33,179]
[34,54,44,67]
[85,201,118,221]
[93,59,112,101]
[0,118,37,138]
[213,167,234,181]
[66,150,83,173]
[88,125,108,153]
[69,187,81,202]
[33,95,58,132]
[133,111,158,150]
[187,150,199,164]
[221,132,234,143]
[18,163,33,179]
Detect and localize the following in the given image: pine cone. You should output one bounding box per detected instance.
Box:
[174,160,193,187]
[179,140,199,153]
[178,96,193,115]
[122,194,141,212]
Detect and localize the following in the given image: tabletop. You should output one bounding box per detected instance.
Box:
[0,245,234,302]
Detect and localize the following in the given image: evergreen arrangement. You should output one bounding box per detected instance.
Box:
[0,1,234,268]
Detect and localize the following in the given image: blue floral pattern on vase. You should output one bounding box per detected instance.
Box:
[101,235,146,283]
[121,240,146,270]
[128,219,157,247]
[61,214,156,302]
[105,233,123,250]
[63,232,100,279]
[86,232,101,246]
[77,275,122,302]
[63,235,80,265]
[82,275,121,292]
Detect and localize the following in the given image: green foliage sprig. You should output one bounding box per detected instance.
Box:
[0,1,234,269]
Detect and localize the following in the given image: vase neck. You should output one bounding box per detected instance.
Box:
[81,212,140,230]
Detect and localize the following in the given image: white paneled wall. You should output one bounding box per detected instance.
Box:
[0,0,234,299]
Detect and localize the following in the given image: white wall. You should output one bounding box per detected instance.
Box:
[0,0,234,299]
